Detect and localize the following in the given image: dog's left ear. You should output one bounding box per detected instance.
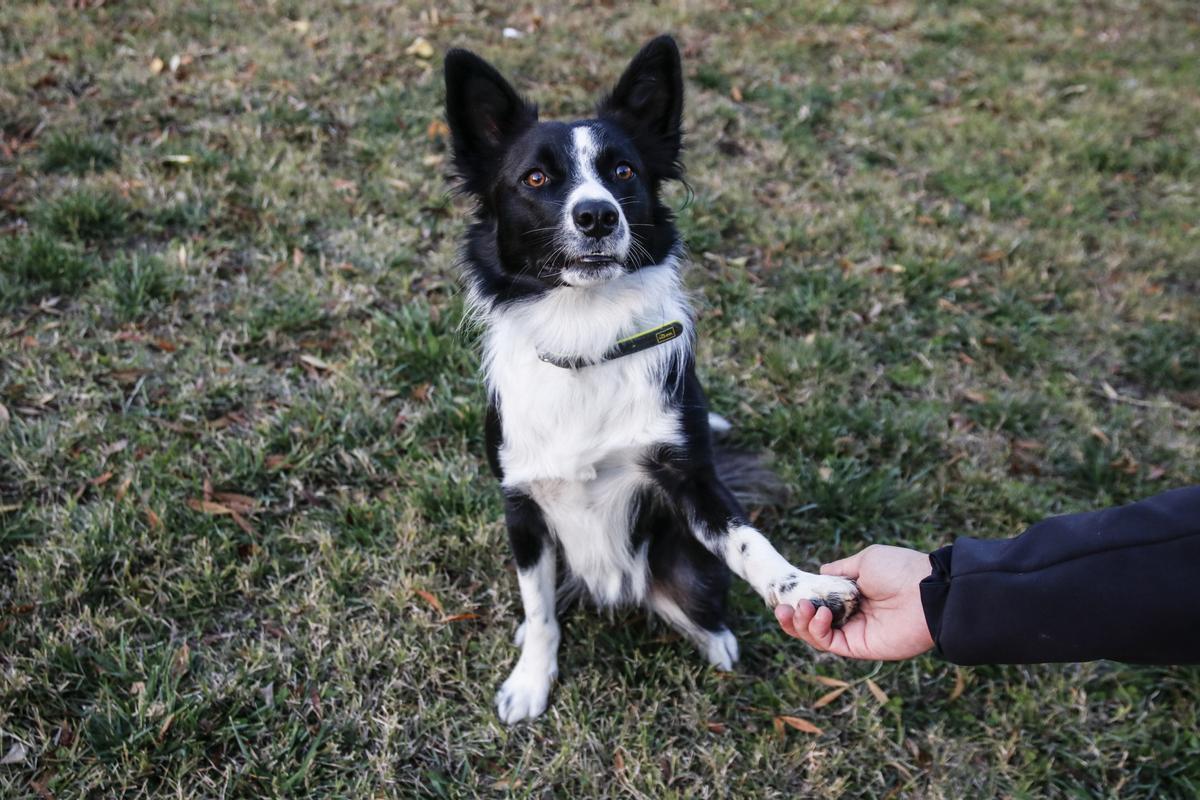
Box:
[598,35,684,179]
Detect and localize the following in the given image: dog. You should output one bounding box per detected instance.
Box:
[443,35,859,723]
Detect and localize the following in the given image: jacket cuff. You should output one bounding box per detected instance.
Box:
[919,544,954,654]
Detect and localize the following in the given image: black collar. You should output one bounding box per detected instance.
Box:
[537,321,684,370]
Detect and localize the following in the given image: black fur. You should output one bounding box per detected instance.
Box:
[445,39,683,305]
[448,36,773,658]
[503,490,550,571]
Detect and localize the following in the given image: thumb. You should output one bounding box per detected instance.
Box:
[820,546,868,579]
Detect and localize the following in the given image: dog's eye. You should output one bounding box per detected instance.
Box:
[614,163,635,181]
[522,170,548,188]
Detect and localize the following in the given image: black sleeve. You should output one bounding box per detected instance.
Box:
[919,485,1200,665]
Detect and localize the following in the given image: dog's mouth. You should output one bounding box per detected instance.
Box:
[573,252,620,268]
[560,254,624,287]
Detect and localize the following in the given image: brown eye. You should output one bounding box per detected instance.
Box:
[614,163,635,181]
[522,170,548,188]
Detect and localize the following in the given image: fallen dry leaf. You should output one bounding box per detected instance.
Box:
[949,667,966,701]
[810,675,851,688]
[406,36,434,59]
[414,589,443,614]
[144,507,163,529]
[777,715,823,735]
[1110,453,1138,475]
[229,509,256,536]
[492,777,523,791]
[866,678,890,705]
[442,613,480,623]
[211,492,258,513]
[187,498,232,515]
[309,687,323,721]
[299,353,332,371]
[813,686,849,709]
[172,643,190,678]
[157,713,174,742]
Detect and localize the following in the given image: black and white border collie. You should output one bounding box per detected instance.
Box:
[444,35,859,723]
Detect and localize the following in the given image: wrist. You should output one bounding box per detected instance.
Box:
[918,545,953,654]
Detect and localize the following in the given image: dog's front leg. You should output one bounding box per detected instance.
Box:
[652,458,859,623]
[495,490,559,724]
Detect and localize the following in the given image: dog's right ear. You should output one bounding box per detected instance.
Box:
[444,49,537,195]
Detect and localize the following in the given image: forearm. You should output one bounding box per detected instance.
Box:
[920,485,1200,665]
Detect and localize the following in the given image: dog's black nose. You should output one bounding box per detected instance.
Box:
[572,199,619,239]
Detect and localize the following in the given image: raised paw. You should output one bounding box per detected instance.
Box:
[771,573,860,627]
[495,661,555,724]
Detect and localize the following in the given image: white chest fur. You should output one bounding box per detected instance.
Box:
[477,262,691,604]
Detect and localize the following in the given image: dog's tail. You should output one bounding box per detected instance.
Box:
[709,413,790,509]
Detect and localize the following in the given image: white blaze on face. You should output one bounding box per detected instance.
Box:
[559,125,631,287]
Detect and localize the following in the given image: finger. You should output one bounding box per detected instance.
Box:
[778,601,815,640]
[820,548,865,579]
[806,604,837,650]
[774,604,798,637]
[811,609,868,662]
[776,602,822,648]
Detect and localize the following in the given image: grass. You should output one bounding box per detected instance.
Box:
[1,0,1199,797]
[38,132,117,175]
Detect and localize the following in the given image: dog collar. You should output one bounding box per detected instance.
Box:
[538,320,685,370]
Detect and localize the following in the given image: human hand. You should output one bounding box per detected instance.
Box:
[774,544,935,660]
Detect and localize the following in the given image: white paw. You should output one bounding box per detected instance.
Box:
[702,628,739,671]
[495,662,555,724]
[770,573,860,626]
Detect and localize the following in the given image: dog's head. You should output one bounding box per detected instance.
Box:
[445,36,684,292]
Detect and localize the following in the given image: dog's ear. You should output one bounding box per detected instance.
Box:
[597,35,684,179]
[444,49,537,194]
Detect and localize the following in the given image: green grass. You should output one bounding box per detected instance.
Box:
[2,1,1199,797]
[0,234,96,305]
[38,131,117,175]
